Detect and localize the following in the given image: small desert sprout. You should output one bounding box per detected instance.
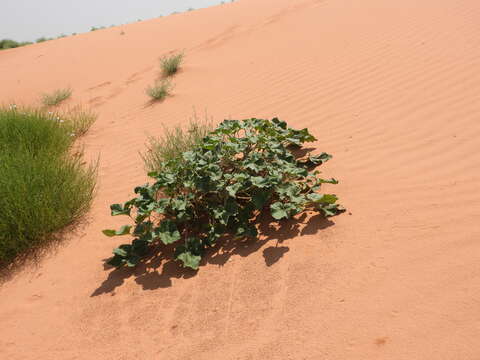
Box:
[41,88,72,106]
[146,80,173,101]
[160,53,184,77]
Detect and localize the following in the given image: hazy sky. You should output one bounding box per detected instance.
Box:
[0,0,223,42]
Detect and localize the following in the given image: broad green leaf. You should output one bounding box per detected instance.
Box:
[107,255,125,267]
[133,221,152,236]
[250,176,270,188]
[213,208,229,225]
[110,203,130,216]
[182,151,196,162]
[156,220,181,244]
[102,225,132,237]
[154,198,170,214]
[132,239,149,254]
[307,193,322,202]
[114,244,133,256]
[252,190,271,209]
[126,255,141,267]
[226,182,242,197]
[320,204,345,217]
[172,198,187,211]
[320,194,338,204]
[270,202,290,220]
[308,153,332,165]
[176,251,201,270]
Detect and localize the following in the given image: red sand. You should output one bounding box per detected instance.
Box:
[1,0,480,358]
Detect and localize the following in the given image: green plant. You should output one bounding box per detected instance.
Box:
[142,117,214,172]
[0,39,32,50]
[41,88,72,106]
[146,80,173,101]
[160,53,184,77]
[61,107,97,137]
[103,118,344,270]
[0,106,96,265]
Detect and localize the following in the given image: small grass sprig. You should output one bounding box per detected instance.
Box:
[62,107,97,137]
[41,88,72,106]
[142,116,214,172]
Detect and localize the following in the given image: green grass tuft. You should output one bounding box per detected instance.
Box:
[62,107,97,137]
[146,80,173,101]
[160,53,184,77]
[41,88,72,106]
[0,106,96,266]
[142,115,214,172]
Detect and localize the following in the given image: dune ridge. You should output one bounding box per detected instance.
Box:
[1,0,480,358]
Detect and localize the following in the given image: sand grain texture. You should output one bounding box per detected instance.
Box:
[1,0,480,359]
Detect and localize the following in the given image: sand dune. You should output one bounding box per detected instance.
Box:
[1,0,480,358]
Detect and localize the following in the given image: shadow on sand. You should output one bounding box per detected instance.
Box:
[91,212,335,296]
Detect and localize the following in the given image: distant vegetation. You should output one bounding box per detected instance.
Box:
[0,106,96,266]
[41,88,72,106]
[1,2,230,50]
[0,39,32,50]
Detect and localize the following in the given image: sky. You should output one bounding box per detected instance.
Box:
[0,0,224,42]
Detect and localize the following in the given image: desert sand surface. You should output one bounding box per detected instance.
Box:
[1,0,480,358]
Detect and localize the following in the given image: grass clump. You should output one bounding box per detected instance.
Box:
[41,88,72,106]
[160,53,184,77]
[146,80,173,101]
[142,117,214,172]
[0,106,96,266]
[103,118,344,270]
[62,107,97,137]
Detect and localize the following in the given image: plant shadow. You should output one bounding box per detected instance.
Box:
[91,212,335,296]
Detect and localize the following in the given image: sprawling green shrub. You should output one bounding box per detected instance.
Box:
[0,107,96,265]
[104,118,344,270]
